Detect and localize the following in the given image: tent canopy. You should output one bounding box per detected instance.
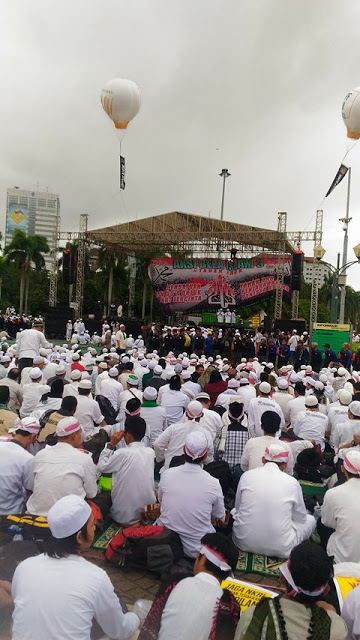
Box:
[87,211,294,256]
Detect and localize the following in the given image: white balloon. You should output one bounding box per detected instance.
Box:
[342,87,360,140]
[101,78,141,130]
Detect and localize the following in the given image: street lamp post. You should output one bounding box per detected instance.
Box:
[339,167,352,324]
[219,169,231,221]
[325,244,360,323]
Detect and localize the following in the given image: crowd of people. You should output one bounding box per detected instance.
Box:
[1,317,360,638]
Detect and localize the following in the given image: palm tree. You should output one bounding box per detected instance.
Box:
[97,247,127,315]
[4,230,49,314]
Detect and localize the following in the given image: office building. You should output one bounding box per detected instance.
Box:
[5,187,60,269]
[303,256,331,287]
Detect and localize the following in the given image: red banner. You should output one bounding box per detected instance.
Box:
[148,256,291,313]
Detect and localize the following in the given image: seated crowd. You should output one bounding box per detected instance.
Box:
[1,320,360,639]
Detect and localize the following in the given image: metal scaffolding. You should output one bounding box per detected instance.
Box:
[309,210,324,340]
[74,214,88,318]
[291,233,301,319]
[274,212,287,320]
[48,211,61,307]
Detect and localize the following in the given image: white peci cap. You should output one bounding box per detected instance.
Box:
[47,495,92,539]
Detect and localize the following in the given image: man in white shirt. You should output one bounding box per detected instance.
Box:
[116,324,127,353]
[160,375,190,426]
[74,380,106,440]
[155,533,239,640]
[140,386,168,442]
[0,354,11,380]
[215,378,240,409]
[241,411,294,475]
[288,329,298,364]
[20,368,51,418]
[98,415,155,524]
[20,356,47,386]
[333,400,360,453]
[99,366,123,411]
[182,370,201,397]
[0,367,22,412]
[11,494,140,640]
[196,392,222,441]
[117,375,143,423]
[27,417,98,516]
[320,449,360,564]
[16,321,52,372]
[247,381,285,437]
[63,368,82,397]
[273,378,293,422]
[286,381,306,427]
[154,401,214,470]
[292,395,329,450]
[95,361,109,396]
[327,389,352,445]
[157,431,225,558]
[232,442,315,557]
[237,378,256,413]
[0,417,40,515]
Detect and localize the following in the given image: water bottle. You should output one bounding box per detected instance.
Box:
[8,524,24,541]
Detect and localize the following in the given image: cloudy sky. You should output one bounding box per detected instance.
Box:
[1,0,360,285]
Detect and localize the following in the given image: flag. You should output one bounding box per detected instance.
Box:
[325,164,348,198]
[120,155,126,190]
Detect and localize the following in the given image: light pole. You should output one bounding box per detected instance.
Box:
[322,244,360,323]
[339,167,352,323]
[219,169,231,221]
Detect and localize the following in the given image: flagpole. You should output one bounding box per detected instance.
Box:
[339,167,352,324]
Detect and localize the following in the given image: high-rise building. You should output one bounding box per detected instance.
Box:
[5,187,60,269]
[303,256,331,286]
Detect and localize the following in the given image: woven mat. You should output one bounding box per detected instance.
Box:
[235,551,285,578]
[92,519,122,550]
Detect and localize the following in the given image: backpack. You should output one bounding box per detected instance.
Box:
[106,525,183,576]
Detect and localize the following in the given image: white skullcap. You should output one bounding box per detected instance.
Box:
[32,356,44,365]
[290,372,299,383]
[0,355,10,363]
[338,367,347,377]
[184,430,208,460]
[314,381,324,392]
[39,348,49,356]
[140,360,148,367]
[56,417,81,437]
[182,358,190,368]
[98,362,108,370]
[143,386,158,401]
[267,363,274,369]
[78,380,91,390]
[339,390,352,406]
[186,400,204,419]
[127,375,139,386]
[305,377,315,387]
[122,356,130,364]
[72,353,80,361]
[108,367,119,378]
[71,369,82,381]
[166,368,176,380]
[182,370,191,380]
[55,365,66,375]
[153,365,163,376]
[174,363,183,374]
[239,378,250,385]
[305,395,318,407]
[47,494,91,539]
[305,365,313,373]
[344,382,354,394]
[343,450,360,477]
[228,378,239,389]
[319,374,328,384]
[278,378,289,390]
[29,367,42,380]
[259,381,271,394]
[264,442,289,463]
[148,360,157,370]
[196,392,211,401]
[349,401,360,417]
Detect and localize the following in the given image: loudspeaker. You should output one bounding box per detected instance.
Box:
[291,251,304,291]
[62,249,76,285]
[45,306,73,338]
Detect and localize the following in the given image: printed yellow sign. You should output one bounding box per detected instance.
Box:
[222,577,278,611]
[334,576,360,609]
[314,323,350,332]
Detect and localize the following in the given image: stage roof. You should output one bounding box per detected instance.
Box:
[87,211,294,256]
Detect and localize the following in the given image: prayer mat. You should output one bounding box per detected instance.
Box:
[235,551,285,578]
[299,480,327,497]
[92,519,122,550]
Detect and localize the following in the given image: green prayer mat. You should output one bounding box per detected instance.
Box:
[92,519,122,549]
[299,479,327,497]
[235,551,285,578]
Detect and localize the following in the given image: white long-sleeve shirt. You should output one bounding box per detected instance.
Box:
[16,329,51,360]
[140,404,168,441]
[154,419,214,470]
[74,395,104,440]
[237,384,256,413]
[293,409,329,450]
[0,440,34,515]
[20,382,51,418]
[27,442,98,516]
[100,378,124,411]
[247,396,285,437]
[158,572,223,640]
[157,463,225,558]
[160,389,190,426]
[232,463,315,558]
[11,554,139,640]
[117,388,143,423]
[98,442,155,524]
[321,478,360,563]
[286,395,306,426]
